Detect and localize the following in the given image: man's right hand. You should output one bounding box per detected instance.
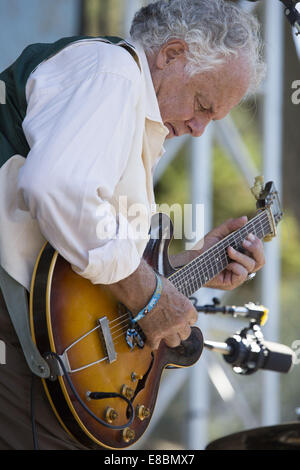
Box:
[137,276,198,350]
[107,260,198,350]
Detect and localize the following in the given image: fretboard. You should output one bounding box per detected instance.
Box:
[168,210,271,298]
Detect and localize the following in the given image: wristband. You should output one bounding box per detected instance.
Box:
[131,273,162,324]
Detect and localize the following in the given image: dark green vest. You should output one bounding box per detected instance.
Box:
[0,35,138,167]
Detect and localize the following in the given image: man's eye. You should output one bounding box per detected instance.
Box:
[197,102,208,112]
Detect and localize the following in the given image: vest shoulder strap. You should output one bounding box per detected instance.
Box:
[0,35,140,167]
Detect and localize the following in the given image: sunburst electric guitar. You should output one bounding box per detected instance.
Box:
[30,178,282,449]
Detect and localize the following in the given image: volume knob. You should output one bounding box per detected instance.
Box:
[137,405,151,421]
[105,407,118,424]
[122,427,135,443]
[121,384,134,400]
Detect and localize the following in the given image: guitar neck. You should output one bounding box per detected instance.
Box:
[168,210,271,298]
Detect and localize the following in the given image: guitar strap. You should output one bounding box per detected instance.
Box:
[0,265,50,378]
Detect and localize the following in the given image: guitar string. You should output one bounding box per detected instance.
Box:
[172,235,265,292]
[107,218,271,334]
[172,245,265,295]
[170,213,270,283]
[169,216,270,288]
[185,219,270,280]
[105,217,271,334]
[73,215,273,352]
[169,217,271,294]
[110,316,131,331]
[82,215,270,343]
[109,312,128,325]
[110,321,132,336]
[172,217,270,282]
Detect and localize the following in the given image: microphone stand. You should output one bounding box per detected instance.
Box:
[190,296,269,325]
[203,320,295,375]
[190,297,296,375]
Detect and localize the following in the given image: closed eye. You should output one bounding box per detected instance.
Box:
[199,104,209,112]
[195,99,211,114]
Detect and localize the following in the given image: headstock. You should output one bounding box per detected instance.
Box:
[251,176,283,242]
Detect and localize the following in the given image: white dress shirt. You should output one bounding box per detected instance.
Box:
[0,38,169,290]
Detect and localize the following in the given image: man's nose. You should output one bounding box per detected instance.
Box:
[187,115,211,138]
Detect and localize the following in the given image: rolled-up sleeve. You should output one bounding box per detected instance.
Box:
[18,41,143,284]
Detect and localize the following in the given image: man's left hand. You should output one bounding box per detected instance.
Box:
[194,216,265,291]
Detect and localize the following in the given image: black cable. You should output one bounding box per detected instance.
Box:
[30,373,39,450]
[50,352,135,430]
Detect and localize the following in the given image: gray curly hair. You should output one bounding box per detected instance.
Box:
[130,0,266,94]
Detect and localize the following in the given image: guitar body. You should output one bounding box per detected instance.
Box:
[30,213,204,449]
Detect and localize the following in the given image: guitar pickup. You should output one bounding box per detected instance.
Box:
[98,317,117,364]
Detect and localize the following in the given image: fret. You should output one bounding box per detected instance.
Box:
[168,210,272,297]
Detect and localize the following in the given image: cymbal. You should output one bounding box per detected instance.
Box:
[206,422,300,450]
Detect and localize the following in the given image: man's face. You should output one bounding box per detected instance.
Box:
[150,40,251,139]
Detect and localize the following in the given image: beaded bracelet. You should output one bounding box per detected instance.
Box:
[131,273,163,324]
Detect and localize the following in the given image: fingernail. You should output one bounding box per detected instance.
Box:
[248,233,255,242]
[243,240,251,248]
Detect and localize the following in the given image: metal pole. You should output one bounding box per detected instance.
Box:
[186,125,213,450]
[261,0,284,426]
[123,0,142,37]
[214,117,259,186]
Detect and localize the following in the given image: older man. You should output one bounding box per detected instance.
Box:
[0,0,265,450]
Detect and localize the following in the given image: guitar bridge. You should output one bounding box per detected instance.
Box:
[98,316,117,364]
[56,317,117,374]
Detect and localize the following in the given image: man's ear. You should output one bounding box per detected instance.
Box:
[156,39,188,69]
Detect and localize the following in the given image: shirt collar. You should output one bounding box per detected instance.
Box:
[131,41,169,131]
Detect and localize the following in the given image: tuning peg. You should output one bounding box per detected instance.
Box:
[251,176,264,200]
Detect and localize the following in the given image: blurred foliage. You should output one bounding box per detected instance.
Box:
[81,0,125,36]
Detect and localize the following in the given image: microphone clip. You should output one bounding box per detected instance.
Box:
[224,320,268,376]
[191,297,269,326]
